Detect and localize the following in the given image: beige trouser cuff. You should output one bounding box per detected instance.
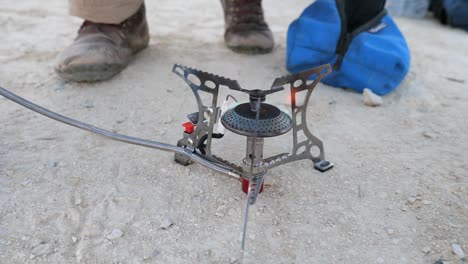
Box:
[69,0,144,24]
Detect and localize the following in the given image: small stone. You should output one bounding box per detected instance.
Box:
[422,132,435,139]
[71,236,78,244]
[143,249,160,260]
[378,192,388,199]
[106,228,123,240]
[263,177,274,186]
[422,200,432,205]
[48,161,58,168]
[407,197,417,204]
[31,243,51,258]
[161,219,173,229]
[215,212,225,217]
[82,99,94,109]
[416,215,423,220]
[216,205,227,212]
[386,228,395,235]
[422,246,431,254]
[451,244,466,259]
[74,196,83,206]
[363,88,383,107]
[152,249,160,258]
[249,234,256,240]
[164,116,173,124]
[401,206,408,212]
[228,208,235,216]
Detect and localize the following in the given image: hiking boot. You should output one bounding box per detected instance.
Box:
[55,4,149,82]
[221,0,274,54]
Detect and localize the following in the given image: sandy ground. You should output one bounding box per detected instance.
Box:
[0,0,467,263]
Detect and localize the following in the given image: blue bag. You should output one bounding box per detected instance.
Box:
[431,0,468,30]
[286,0,411,95]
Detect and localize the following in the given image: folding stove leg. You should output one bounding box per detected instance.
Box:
[265,64,334,172]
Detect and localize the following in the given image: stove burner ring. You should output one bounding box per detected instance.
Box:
[221,103,292,137]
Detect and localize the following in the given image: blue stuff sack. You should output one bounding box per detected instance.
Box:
[431,0,468,31]
[286,0,411,96]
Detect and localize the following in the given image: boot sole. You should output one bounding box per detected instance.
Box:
[227,46,273,55]
[55,63,125,82]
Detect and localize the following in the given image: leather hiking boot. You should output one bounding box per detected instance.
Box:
[221,0,274,54]
[55,4,149,82]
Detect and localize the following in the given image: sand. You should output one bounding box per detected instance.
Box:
[0,0,467,263]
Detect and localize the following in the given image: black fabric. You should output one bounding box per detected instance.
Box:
[334,0,387,69]
[344,0,387,32]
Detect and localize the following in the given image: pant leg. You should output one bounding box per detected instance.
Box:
[69,0,144,24]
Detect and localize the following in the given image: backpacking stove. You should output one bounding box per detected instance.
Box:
[0,63,334,253]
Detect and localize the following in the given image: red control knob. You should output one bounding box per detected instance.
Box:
[182,122,195,134]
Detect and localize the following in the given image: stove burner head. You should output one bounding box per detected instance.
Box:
[221,103,292,137]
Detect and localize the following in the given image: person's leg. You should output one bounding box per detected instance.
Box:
[56,0,149,82]
[69,0,143,24]
[221,0,274,54]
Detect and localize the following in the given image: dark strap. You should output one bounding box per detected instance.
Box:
[334,0,387,70]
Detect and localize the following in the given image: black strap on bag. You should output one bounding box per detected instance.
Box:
[334,0,387,70]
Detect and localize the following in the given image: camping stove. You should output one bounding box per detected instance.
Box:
[171,64,334,205]
[0,63,334,253]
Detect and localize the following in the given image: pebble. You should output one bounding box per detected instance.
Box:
[363,88,383,107]
[378,192,388,199]
[71,236,78,244]
[215,212,225,217]
[422,246,431,254]
[106,228,123,240]
[386,228,395,235]
[82,99,94,109]
[249,234,256,241]
[48,160,58,168]
[151,249,160,258]
[143,249,160,260]
[451,244,466,259]
[164,116,173,124]
[216,205,227,212]
[422,131,435,139]
[31,243,51,258]
[161,219,173,229]
[74,196,83,206]
[408,197,417,204]
[228,208,235,216]
[422,200,432,205]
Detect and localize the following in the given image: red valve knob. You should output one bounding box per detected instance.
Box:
[182,122,195,134]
